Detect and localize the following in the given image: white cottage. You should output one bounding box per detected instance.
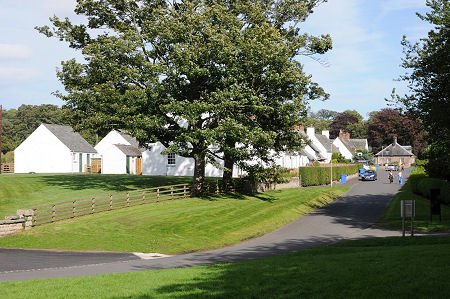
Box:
[94,130,144,175]
[96,130,227,177]
[14,124,97,173]
[332,130,369,160]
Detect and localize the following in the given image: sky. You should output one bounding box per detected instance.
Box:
[0,0,433,119]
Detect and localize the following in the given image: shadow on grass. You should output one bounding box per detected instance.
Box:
[38,174,193,192]
[120,236,450,298]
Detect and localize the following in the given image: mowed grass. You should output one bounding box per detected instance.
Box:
[2,236,450,298]
[0,174,192,217]
[0,187,348,254]
[379,167,450,231]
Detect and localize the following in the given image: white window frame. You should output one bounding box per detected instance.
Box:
[167,153,176,166]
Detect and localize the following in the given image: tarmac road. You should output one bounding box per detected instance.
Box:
[0,168,413,282]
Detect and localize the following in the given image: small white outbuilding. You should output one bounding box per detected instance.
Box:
[14,124,98,173]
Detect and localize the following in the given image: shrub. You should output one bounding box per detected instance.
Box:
[299,164,360,187]
[440,182,450,204]
[416,178,446,198]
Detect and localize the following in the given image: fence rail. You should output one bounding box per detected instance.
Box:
[32,183,190,226]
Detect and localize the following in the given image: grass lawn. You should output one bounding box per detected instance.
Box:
[379,167,450,231]
[0,187,348,253]
[2,236,450,298]
[0,173,192,217]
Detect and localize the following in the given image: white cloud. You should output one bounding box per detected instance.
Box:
[0,67,41,85]
[0,44,32,59]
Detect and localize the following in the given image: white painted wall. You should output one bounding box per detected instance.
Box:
[306,127,330,163]
[101,145,127,174]
[332,138,353,160]
[142,142,224,177]
[14,125,96,173]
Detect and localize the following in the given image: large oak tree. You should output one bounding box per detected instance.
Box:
[395,0,449,179]
[37,0,332,195]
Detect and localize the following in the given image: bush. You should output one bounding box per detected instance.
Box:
[299,164,361,187]
[440,182,450,204]
[416,178,446,198]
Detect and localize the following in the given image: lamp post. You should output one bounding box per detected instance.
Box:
[330,141,332,187]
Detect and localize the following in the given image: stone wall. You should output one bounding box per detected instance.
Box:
[0,209,33,238]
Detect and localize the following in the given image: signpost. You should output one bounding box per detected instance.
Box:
[401,200,415,237]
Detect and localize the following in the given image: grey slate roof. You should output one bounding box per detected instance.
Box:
[43,124,97,153]
[119,131,145,152]
[301,149,316,160]
[375,142,414,157]
[315,134,340,153]
[114,144,143,157]
[340,138,367,154]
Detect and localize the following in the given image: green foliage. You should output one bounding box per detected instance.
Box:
[36,0,332,195]
[0,105,97,153]
[352,148,373,162]
[380,165,450,231]
[440,182,450,204]
[299,164,361,186]
[395,0,450,179]
[0,151,14,163]
[416,178,446,198]
[332,152,346,163]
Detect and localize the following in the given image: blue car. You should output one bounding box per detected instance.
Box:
[361,169,377,181]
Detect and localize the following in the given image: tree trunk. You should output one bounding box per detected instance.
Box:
[191,152,206,197]
[222,151,234,192]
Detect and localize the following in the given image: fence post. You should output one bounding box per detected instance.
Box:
[157,188,160,201]
[171,186,173,200]
[143,191,145,202]
[109,194,113,210]
[127,192,130,207]
[52,205,56,222]
[91,197,95,214]
[183,184,187,198]
[72,200,76,218]
[32,208,36,226]
[216,180,219,194]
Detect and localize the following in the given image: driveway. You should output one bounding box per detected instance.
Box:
[0,168,412,281]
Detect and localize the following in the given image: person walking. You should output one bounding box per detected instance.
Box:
[388,170,394,184]
[398,170,403,184]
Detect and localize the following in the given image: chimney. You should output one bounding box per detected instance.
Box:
[300,125,304,133]
[393,136,397,145]
[322,130,329,139]
[306,127,315,136]
[339,129,350,139]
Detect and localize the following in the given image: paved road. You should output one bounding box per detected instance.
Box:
[0,168,412,282]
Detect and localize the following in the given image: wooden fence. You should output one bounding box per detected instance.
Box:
[31,183,190,226]
[0,163,14,174]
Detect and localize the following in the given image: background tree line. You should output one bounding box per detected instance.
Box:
[304,107,426,155]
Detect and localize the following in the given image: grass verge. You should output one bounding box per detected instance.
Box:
[0,174,192,217]
[2,236,450,298]
[0,187,349,253]
[379,166,450,231]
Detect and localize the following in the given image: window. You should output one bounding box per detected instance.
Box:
[167,153,176,165]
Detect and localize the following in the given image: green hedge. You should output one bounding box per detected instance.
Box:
[440,182,450,204]
[299,164,361,187]
[416,178,446,198]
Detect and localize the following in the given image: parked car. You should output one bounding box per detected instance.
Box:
[361,169,377,181]
[385,163,399,171]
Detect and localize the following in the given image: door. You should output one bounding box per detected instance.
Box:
[79,153,83,173]
[136,157,143,175]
